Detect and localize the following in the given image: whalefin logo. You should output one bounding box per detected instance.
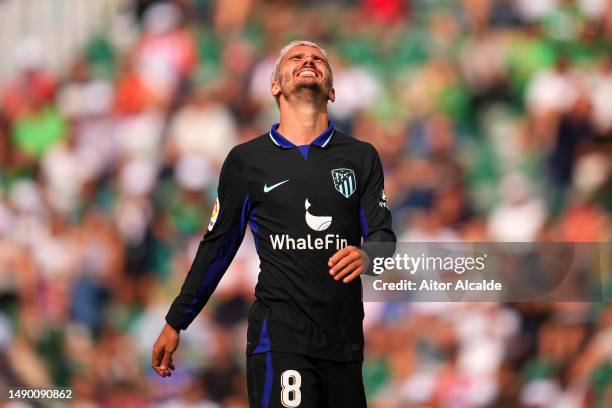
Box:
[305,199,332,231]
[331,168,356,198]
[268,198,346,250]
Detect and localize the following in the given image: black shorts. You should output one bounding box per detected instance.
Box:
[246,351,367,408]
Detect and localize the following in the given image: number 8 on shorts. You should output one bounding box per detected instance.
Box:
[281,370,301,407]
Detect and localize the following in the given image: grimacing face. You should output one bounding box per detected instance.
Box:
[271,45,335,103]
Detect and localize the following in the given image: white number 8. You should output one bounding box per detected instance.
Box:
[280,370,301,407]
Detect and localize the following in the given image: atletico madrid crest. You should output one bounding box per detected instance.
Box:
[331,168,356,198]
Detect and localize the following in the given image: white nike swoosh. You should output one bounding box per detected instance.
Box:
[263,179,289,193]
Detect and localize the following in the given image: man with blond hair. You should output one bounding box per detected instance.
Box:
[152,40,395,407]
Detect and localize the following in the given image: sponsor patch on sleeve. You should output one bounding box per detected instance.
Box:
[208,197,220,231]
[379,188,389,209]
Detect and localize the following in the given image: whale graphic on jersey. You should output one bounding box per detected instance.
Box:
[305,199,332,231]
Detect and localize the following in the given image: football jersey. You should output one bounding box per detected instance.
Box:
[165,122,396,361]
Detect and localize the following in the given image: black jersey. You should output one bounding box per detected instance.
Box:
[165,122,396,362]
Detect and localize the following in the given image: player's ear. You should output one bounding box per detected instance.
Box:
[271,81,281,98]
[328,87,335,103]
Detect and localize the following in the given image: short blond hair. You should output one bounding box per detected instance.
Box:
[271,40,333,86]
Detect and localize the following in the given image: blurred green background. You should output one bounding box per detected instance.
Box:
[0,0,611,406]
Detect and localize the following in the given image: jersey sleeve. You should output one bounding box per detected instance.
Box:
[165,148,251,331]
[359,145,396,260]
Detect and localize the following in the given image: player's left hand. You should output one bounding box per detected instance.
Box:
[328,246,369,283]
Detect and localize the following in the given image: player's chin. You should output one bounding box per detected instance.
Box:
[294,80,327,94]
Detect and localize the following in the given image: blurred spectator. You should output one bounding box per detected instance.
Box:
[526,57,579,118]
[166,85,238,167]
[133,2,197,104]
[588,57,612,135]
[2,38,56,120]
[488,173,547,242]
[10,104,67,160]
[514,0,559,23]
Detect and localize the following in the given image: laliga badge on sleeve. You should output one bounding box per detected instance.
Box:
[208,197,220,231]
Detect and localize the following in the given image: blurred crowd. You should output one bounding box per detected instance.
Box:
[0,0,611,407]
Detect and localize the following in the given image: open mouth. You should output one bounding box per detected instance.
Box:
[295,68,319,78]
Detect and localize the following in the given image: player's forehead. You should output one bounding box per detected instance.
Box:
[282,45,328,63]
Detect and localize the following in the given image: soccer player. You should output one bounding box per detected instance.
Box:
[152,40,396,407]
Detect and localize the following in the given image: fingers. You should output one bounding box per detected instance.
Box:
[342,266,363,283]
[152,349,175,377]
[329,252,361,280]
[152,325,180,378]
[151,344,162,370]
[329,247,366,283]
[328,246,353,267]
[160,350,174,375]
[332,261,361,282]
[329,247,358,272]
[152,343,176,377]
[330,255,358,279]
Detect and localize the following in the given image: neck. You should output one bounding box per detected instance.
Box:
[276,96,329,145]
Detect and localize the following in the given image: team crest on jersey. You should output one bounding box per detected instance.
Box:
[331,168,356,198]
[208,197,220,231]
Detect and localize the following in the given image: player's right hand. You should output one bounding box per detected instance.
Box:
[151,323,180,377]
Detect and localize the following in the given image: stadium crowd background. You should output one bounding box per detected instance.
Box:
[0,0,611,406]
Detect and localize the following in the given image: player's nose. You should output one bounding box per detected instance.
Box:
[302,55,316,66]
